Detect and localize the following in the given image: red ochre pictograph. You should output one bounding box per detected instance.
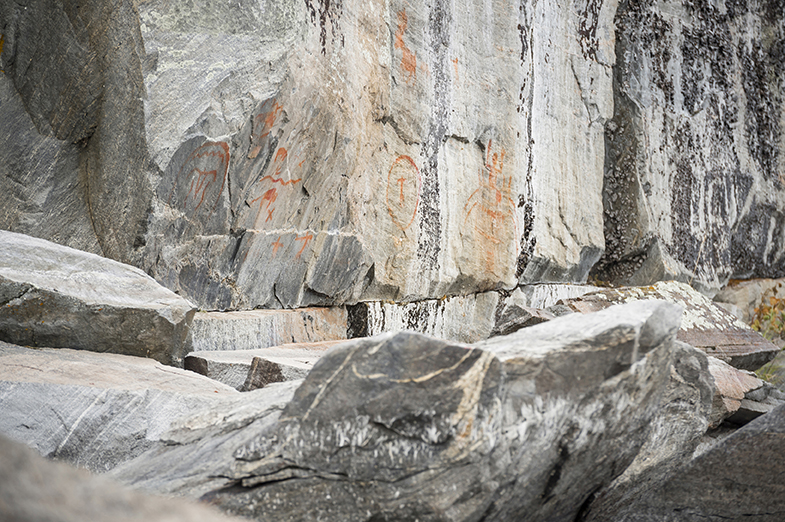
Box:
[269,233,314,260]
[386,155,422,231]
[465,140,518,268]
[169,141,230,216]
[249,100,284,159]
[394,10,417,84]
[249,147,302,226]
[295,232,314,258]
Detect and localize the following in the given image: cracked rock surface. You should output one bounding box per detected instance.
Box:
[108,300,682,522]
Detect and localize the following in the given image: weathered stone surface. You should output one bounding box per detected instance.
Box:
[110,380,300,498]
[0,0,153,265]
[3,0,783,305]
[489,304,554,338]
[506,283,598,309]
[352,291,500,343]
[0,434,244,522]
[561,281,780,370]
[714,277,785,325]
[0,230,195,366]
[112,300,682,522]
[191,307,347,352]
[577,341,714,522]
[0,0,618,310]
[184,340,343,390]
[706,355,763,428]
[0,342,237,472]
[583,404,785,521]
[592,1,785,293]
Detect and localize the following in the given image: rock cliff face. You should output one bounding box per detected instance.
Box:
[0,0,782,308]
[593,0,785,292]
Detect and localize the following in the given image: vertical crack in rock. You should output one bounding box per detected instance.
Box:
[417,0,452,273]
[516,1,536,279]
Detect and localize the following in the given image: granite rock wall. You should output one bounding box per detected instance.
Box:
[0,0,782,309]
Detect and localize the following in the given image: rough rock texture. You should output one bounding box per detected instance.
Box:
[0,434,245,522]
[707,355,764,428]
[0,0,614,310]
[184,340,343,390]
[582,404,785,521]
[0,0,153,264]
[0,342,237,473]
[191,308,347,352]
[714,277,785,323]
[0,230,195,366]
[1,1,784,307]
[489,304,554,338]
[112,300,682,522]
[562,280,781,370]
[577,341,714,522]
[592,0,785,293]
[350,291,500,343]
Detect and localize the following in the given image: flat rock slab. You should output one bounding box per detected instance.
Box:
[561,281,780,370]
[0,230,195,366]
[0,434,243,522]
[185,340,345,390]
[191,308,347,352]
[0,341,237,472]
[706,356,763,428]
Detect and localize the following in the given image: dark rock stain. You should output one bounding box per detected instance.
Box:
[417,0,452,273]
[304,0,343,56]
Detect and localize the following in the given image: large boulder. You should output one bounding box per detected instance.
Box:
[582,403,785,521]
[0,434,243,522]
[0,230,195,366]
[111,300,682,522]
[560,281,781,370]
[576,341,715,520]
[0,341,237,472]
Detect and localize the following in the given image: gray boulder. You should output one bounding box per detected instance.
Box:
[576,341,715,521]
[561,281,781,370]
[113,300,683,522]
[0,433,243,522]
[582,403,785,521]
[0,342,237,473]
[0,230,195,366]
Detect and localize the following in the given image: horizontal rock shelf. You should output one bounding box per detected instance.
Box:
[184,340,345,390]
[191,308,347,352]
[561,281,781,371]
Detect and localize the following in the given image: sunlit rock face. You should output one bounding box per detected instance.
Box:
[0,0,782,309]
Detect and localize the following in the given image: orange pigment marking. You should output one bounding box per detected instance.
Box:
[394,10,417,84]
[295,233,314,258]
[272,236,285,257]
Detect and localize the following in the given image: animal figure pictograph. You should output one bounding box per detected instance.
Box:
[169,141,230,219]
